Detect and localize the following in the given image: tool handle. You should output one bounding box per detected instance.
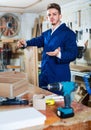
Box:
[0,97,29,105]
[83,73,91,95]
[64,95,71,108]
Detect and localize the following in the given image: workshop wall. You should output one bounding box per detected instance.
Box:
[0,12,38,39]
[0,12,38,71]
[20,13,38,39]
[61,0,91,65]
[0,0,91,71]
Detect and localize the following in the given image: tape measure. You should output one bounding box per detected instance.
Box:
[46,99,55,105]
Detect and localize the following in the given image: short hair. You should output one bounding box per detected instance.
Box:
[47,3,61,14]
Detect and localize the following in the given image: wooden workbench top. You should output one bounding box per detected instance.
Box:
[43,101,91,130]
[0,86,91,130]
[70,63,91,72]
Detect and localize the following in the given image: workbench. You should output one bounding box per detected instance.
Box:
[70,63,91,106]
[0,86,91,130]
[70,64,91,72]
[70,63,91,81]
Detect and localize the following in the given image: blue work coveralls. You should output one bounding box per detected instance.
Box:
[26,23,78,89]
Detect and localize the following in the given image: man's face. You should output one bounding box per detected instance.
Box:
[47,8,62,26]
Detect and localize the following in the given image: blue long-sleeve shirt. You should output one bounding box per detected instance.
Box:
[26,23,78,88]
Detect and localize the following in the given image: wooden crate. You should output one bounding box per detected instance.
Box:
[0,78,29,98]
[0,72,29,98]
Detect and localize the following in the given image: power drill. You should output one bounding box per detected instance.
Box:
[42,81,78,118]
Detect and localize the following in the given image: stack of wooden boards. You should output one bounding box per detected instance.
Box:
[0,71,29,98]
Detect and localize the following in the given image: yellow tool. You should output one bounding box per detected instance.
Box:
[46,99,55,105]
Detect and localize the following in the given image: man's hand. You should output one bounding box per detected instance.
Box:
[46,47,60,56]
[17,39,26,49]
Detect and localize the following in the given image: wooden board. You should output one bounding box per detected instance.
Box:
[1,39,15,43]
[0,71,28,79]
[70,64,91,72]
[24,47,38,86]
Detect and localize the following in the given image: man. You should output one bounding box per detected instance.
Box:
[17,3,78,91]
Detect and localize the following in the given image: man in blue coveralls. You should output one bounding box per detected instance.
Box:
[17,3,78,90]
